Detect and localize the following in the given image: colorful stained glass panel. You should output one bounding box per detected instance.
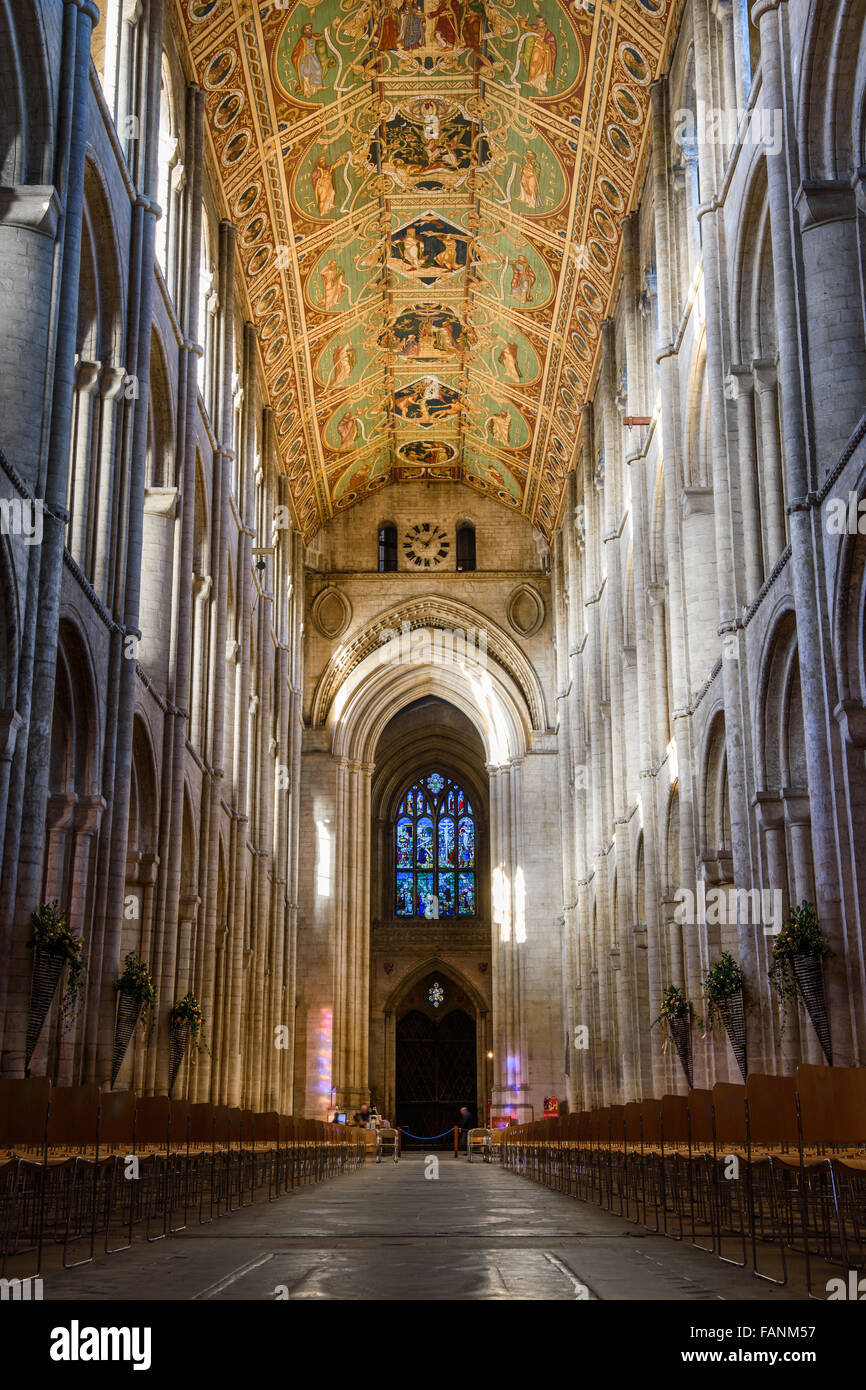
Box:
[396,873,414,915]
[438,871,455,915]
[458,873,475,915]
[427,773,445,795]
[417,873,434,916]
[457,817,474,868]
[438,816,454,867]
[416,817,434,867]
[397,818,413,868]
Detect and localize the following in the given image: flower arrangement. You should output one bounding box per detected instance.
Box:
[28,900,85,1025]
[169,992,209,1055]
[703,953,745,1030]
[115,951,156,1034]
[768,901,834,1004]
[654,984,696,1085]
[654,984,696,1037]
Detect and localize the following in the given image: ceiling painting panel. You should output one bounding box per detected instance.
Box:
[176,0,682,538]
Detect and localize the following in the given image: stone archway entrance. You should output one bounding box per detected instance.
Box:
[381,961,489,1143]
[396,1005,477,1146]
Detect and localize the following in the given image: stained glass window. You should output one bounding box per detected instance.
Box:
[395,773,476,918]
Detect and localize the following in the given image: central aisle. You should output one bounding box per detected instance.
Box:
[50,1155,804,1301]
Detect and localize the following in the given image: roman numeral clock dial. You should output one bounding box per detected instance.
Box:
[403,522,450,569]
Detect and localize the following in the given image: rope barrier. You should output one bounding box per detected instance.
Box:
[397,1127,456,1141]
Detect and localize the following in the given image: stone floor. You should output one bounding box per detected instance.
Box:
[43,1154,809,1301]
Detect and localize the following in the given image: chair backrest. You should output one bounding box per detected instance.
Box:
[744,1074,797,1148]
[624,1101,642,1146]
[796,1065,866,1147]
[135,1096,170,1146]
[99,1091,136,1148]
[687,1089,714,1146]
[608,1105,625,1145]
[712,1083,747,1148]
[188,1103,214,1144]
[212,1106,230,1146]
[169,1099,190,1146]
[661,1094,688,1147]
[47,1084,101,1148]
[639,1098,661,1145]
[255,1111,279,1144]
[592,1108,609,1145]
[0,1077,51,1147]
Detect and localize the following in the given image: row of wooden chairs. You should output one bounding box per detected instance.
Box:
[500,1066,866,1296]
[0,1078,366,1279]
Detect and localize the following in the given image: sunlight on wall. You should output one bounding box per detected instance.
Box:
[666,738,678,781]
[316,818,333,898]
[467,667,511,765]
[513,866,526,944]
[493,864,509,943]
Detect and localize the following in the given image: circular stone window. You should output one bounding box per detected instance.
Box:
[507,584,545,638]
[311,586,351,640]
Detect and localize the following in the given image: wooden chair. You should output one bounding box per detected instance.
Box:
[743,1073,797,1284]
[0,1078,51,1278]
[776,1065,866,1294]
[686,1089,716,1252]
[711,1083,748,1267]
[99,1092,136,1253]
[660,1094,689,1240]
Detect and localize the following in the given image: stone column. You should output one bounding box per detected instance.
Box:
[68,358,101,564]
[752,792,788,1072]
[650,78,690,724]
[752,360,786,565]
[93,0,164,1086]
[725,367,763,597]
[332,757,374,1111]
[488,759,530,1115]
[92,364,127,602]
[0,0,100,1078]
[751,0,853,1062]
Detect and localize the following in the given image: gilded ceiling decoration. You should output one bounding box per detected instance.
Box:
[175,0,681,539]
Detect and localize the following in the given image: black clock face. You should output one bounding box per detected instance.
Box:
[403,522,450,568]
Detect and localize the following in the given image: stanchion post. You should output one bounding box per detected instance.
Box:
[453,1126,459,1158]
[397,1127,402,1156]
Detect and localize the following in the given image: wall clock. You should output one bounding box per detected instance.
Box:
[403,522,450,568]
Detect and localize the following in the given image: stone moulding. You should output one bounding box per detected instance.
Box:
[311,585,352,640]
[310,596,548,732]
[506,584,546,638]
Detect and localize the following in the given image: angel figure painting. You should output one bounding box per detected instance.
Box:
[292,24,336,100]
[331,343,356,385]
[498,341,522,382]
[487,408,511,445]
[319,259,348,310]
[311,154,342,216]
[509,255,536,304]
[518,12,557,94]
[337,410,361,449]
[517,150,542,209]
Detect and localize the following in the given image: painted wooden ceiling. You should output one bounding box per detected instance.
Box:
[175,0,680,539]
